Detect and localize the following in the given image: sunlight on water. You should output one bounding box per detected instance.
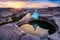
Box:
[20,24,49,38]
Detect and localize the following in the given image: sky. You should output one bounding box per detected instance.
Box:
[0,0,60,8]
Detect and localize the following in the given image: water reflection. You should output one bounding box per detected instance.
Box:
[29,20,56,35]
[20,24,49,38]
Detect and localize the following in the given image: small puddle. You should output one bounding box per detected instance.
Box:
[28,20,56,35]
[20,20,56,35]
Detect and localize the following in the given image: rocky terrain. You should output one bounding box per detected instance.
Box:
[0,7,60,40]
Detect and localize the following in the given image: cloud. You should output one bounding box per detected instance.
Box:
[0,0,19,1]
[0,0,48,1]
[0,1,59,8]
[0,0,60,3]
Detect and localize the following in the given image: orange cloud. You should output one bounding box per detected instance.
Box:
[0,2,28,8]
[27,2,58,8]
[0,1,58,8]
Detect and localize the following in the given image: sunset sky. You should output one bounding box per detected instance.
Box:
[0,0,60,8]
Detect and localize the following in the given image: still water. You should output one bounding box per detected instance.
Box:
[29,20,56,35]
[20,20,56,38]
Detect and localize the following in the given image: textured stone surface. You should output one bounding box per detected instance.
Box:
[47,32,60,40]
[0,24,41,40]
[0,8,60,40]
[0,23,59,40]
[21,34,41,40]
[0,24,24,40]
